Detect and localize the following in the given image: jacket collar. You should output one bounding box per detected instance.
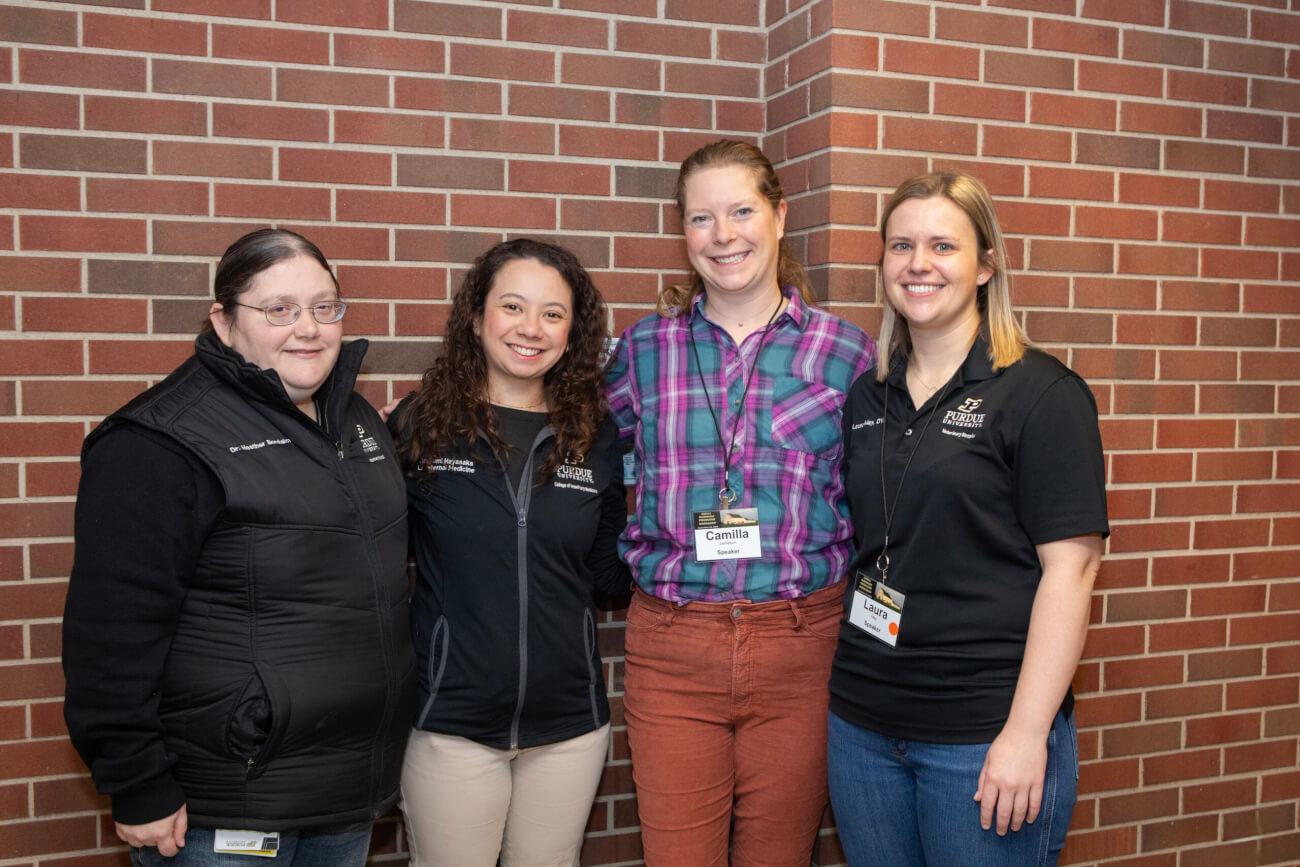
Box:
[194,330,368,434]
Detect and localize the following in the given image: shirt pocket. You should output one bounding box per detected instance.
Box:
[770,377,845,460]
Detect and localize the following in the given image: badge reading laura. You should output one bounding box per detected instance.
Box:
[847,570,906,647]
[214,830,280,858]
[692,508,761,561]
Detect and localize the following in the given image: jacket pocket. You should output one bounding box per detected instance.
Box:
[225,662,288,779]
[415,615,449,730]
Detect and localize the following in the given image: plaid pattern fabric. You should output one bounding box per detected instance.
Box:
[606,289,876,602]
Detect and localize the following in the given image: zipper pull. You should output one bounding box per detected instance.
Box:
[337,441,344,461]
[517,509,526,528]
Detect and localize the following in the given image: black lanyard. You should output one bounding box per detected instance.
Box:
[688,297,783,507]
[876,371,952,583]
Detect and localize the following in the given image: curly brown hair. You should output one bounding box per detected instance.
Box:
[396,238,611,481]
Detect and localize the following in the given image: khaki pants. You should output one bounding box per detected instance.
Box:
[399,724,610,867]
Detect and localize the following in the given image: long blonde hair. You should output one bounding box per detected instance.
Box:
[875,171,1028,380]
[658,139,814,316]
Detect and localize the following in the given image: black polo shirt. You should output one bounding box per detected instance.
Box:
[830,337,1109,744]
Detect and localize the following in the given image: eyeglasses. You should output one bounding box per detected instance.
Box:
[234,301,348,326]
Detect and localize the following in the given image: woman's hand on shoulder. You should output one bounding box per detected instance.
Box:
[378,396,401,424]
[115,803,188,856]
[974,726,1047,835]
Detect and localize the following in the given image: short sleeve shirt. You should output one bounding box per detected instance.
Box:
[829,338,1109,743]
[605,289,876,603]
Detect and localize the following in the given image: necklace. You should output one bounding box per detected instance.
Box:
[908,365,944,395]
[492,397,546,411]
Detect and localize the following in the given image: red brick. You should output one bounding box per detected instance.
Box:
[1196,451,1273,482]
[878,116,977,156]
[986,50,1074,90]
[1194,520,1272,552]
[1149,617,1228,651]
[450,194,554,230]
[213,103,329,143]
[0,815,98,859]
[1117,173,1199,208]
[1143,747,1221,785]
[1151,553,1231,587]
[0,89,78,130]
[279,148,391,187]
[1116,244,1200,277]
[1140,813,1220,852]
[1099,788,1180,826]
[1165,140,1246,175]
[832,0,928,37]
[1104,655,1185,691]
[398,154,504,192]
[336,190,445,226]
[1207,108,1285,145]
[88,339,193,375]
[935,7,1029,47]
[23,297,147,334]
[19,47,146,92]
[1029,166,1114,201]
[92,175,213,215]
[0,172,79,211]
[275,0,383,27]
[882,38,978,79]
[1102,720,1183,757]
[983,125,1073,162]
[1093,555,1150,590]
[155,0,269,17]
[665,0,758,25]
[277,68,388,107]
[504,10,611,51]
[561,52,661,90]
[509,161,609,197]
[1250,146,1300,181]
[214,184,331,221]
[83,11,207,54]
[1226,676,1300,711]
[1199,384,1275,414]
[20,215,146,254]
[1035,93,1118,131]
[559,126,658,162]
[153,58,270,99]
[0,4,78,45]
[1253,78,1300,114]
[336,110,443,149]
[153,141,271,180]
[336,265,445,301]
[1209,38,1285,77]
[1161,281,1240,312]
[1222,804,1297,841]
[1079,59,1163,98]
[394,0,500,39]
[20,132,146,174]
[211,22,327,64]
[1145,684,1223,719]
[1032,17,1119,57]
[33,776,106,817]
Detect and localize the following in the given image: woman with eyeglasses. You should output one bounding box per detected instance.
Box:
[62,228,415,866]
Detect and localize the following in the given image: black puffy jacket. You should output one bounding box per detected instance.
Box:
[64,332,415,830]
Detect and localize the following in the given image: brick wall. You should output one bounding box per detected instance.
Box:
[0,0,1297,865]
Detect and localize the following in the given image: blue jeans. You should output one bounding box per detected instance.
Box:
[130,823,372,866]
[827,710,1078,867]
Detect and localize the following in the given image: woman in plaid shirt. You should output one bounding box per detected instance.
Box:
[605,139,876,866]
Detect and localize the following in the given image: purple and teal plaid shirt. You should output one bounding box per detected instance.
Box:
[605,288,876,603]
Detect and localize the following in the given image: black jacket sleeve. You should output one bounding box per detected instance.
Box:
[62,423,224,825]
[588,419,632,602]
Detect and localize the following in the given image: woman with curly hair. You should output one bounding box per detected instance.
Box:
[390,238,630,867]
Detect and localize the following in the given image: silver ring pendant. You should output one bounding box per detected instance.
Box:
[719,486,737,507]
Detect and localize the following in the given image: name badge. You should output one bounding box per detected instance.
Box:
[692,508,761,561]
[847,570,906,647]
[214,830,280,858]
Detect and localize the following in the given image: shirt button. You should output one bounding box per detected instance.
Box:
[731,608,742,619]
[904,428,913,436]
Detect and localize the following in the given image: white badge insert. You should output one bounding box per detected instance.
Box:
[214,829,280,858]
[693,508,761,561]
[848,570,906,647]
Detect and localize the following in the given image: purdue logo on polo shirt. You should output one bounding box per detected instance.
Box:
[941,398,986,441]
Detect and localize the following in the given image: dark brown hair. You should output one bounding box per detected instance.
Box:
[206,228,339,330]
[396,238,611,480]
[658,139,814,316]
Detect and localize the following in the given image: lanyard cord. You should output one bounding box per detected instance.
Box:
[688,295,783,507]
[876,372,952,582]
